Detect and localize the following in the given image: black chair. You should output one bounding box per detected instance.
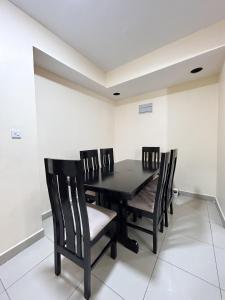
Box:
[45,158,117,300]
[146,149,178,227]
[80,149,99,172]
[132,147,160,223]
[80,150,99,203]
[142,147,160,165]
[164,149,178,227]
[100,148,114,168]
[126,152,170,254]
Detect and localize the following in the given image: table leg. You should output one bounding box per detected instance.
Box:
[110,195,139,253]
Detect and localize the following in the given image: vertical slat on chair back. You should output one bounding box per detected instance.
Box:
[44,159,90,258]
[80,150,99,172]
[154,152,170,220]
[167,149,178,202]
[142,147,160,165]
[100,148,114,168]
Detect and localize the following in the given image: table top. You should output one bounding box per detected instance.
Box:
[83,159,159,198]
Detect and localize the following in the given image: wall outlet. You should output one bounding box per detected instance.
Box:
[11,128,22,139]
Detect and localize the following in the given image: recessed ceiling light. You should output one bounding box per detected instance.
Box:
[190,67,203,74]
[113,92,120,96]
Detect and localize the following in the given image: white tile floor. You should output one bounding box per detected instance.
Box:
[0,195,225,300]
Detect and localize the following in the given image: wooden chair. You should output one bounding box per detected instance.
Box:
[45,158,117,300]
[126,152,170,254]
[164,149,178,227]
[80,149,99,172]
[132,147,160,223]
[80,149,99,203]
[100,148,114,168]
[145,149,178,227]
[142,147,160,166]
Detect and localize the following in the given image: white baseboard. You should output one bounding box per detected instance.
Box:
[179,190,225,228]
[0,211,51,265]
[214,197,225,228]
[0,229,44,265]
[179,190,215,202]
[42,209,52,220]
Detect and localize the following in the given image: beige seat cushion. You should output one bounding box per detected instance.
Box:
[145,178,158,193]
[128,188,155,213]
[85,190,97,197]
[87,204,117,240]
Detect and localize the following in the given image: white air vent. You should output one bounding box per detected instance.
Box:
[139,103,153,114]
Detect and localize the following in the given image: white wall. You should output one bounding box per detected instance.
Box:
[217,61,225,215]
[0,0,107,255]
[35,73,114,213]
[0,12,41,255]
[115,81,218,196]
[114,95,168,161]
[167,83,218,196]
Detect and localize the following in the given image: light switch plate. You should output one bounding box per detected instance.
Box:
[11,128,22,139]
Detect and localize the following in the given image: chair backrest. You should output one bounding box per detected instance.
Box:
[80,149,99,172]
[166,149,178,203]
[142,147,160,164]
[100,148,114,168]
[44,158,90,259]
[154,152,170,220]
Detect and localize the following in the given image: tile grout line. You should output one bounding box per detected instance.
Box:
[5,289,12,300]
[155,200,224,291]
[163,202,225,247]
[155,201,222,291]
[91,230,165,300]
[158,256,221,290]
[66,277,84,300]
[207,201,223,300]
[0,278,12,300]
[67,251,126,300]
[1,278,12,300]
[95,216,170,299]
[127,216,169,300]
[173,231,214,247]
[92,273,126,300]
[142,226,169,300]
[0,278,6,291]
[67,271,126,300]
[44,234,54,243]
[213,244,225,252]
[4,251,54,291]
[0,278,7,297]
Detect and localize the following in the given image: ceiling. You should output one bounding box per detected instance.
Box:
[10,0,225,71]
[34,46,225,100]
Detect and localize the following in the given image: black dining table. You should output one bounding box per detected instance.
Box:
[84,159,159,253]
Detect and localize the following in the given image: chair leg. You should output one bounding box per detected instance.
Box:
[110,238,117,259]
[138,213,142,219]
[84,266,91,300]
[159,218,164,233]
[96,192,100,205]
[165,208,169,227]
[170,202,173,215]
[153,222,158,254]
[54,250,61,276]
[110,223,117,259]
[133,213,137,223]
